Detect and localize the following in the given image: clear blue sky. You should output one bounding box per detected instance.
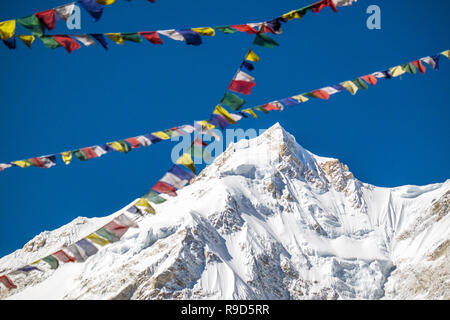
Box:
[0,0,449,257]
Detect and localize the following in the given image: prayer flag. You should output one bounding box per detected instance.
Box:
[191,27,215,36]
[3,36,16,49]
[18,35,35,48]
[39,36,61,49]
[35,9,56,30]
[228,80,256,95]
[62,151,72,165]
[305,89,330,100]
[86,233,110,246]
[79,0,104,22]
[152,181,177,196]
[421,55,440,70]
[74,35,96,47]
[95,227,119,242]
[53,250,75,263]
[17,15,44,37]
[240,61,254,72]
[52,35,81,53]
[139,31,163,45]
[340,80,359,95]
[143,190,166,204]
[291,94,309,103]
[169,164,195,181]
[0,20,16,40]
[42,255,59,269]
[90,33,108,49]
[176,153,196,174]
[121,32,142,43]
[0,275,16,290]
[411,60,426,74]
[105,33,124,45]
[351,78,369,90]
[231,24,258,34]
[253,33,279,48]
[177,30,202,46]
[360,74,378,85]
[158,30,185,41]
[103,220,129,239]
[214,26,238,34]
[54,3,75,21]
[220,92,246,110]
[245,50,260,62]
[242,108,258,118]
[234,70,255,82]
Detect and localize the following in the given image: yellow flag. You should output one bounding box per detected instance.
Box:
[245,49,260,62]
[135,198,156,214]
[176,153,196,175]
[291,94,309,103]
[105,33,124,45]
[108,141,125,152]
[18,35,35,48]
[0,20,16,40]
[242,108,258,118]
[191,27,215,36]
[96,0,116,5]
[389,65,406,77]
[441,50,450,60]
[213,105,237,124]
[152,131,171,140]
[13,160,31,168]
[196,120,215,130]
[340,81,359,95]
[62,151,72,165]
[86,233,110,246]
[281,10,305,21]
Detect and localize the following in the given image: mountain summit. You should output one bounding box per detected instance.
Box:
[1,123,448,300]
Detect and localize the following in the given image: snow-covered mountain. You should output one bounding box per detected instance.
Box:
[1,123,448,300]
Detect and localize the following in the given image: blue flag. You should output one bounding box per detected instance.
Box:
[177,30,202,46]
[79,0,103,22]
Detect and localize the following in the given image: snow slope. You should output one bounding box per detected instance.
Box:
[0,123,448,300]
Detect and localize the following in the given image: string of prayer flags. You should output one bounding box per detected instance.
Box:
[3,0,357,51]
[1,48,446,175]
[0,210,143,290]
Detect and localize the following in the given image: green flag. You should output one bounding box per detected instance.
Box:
[95,228,119,243]
[17,15,45,37]
[39,36,61,49]
[42,255,59,269]
[253,106,269,114]
[121,33,143,43]
[253,34,279,48]
[220,92,246,110]
[214,26,238,34]
[143,190,167,204]
[351,78,369,90]
[73,150,88,161]
[188,145,211,162]
[402,63,417,74]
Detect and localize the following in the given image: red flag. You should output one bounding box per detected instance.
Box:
[0,275,17,290]
[312,0,338,13]
[29,157,46,168]
[139,31,163,45]
[411,60,426,74]
[52,35,81,53]
[231,24,258,34]
[152,181,177,197]
[361,75,378,85]
[262,103,280,111]
[308,89,330,100]
[228,80,256,95]
[35,9,57,30]
[260,24,277,34]
[125,137,141,149]
[53,250,75,263]
[104,220,129,239]
[81,147,98,159]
